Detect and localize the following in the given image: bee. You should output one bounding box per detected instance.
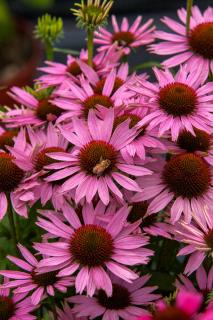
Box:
[93,157,111,176]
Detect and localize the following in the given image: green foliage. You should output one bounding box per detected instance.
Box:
[0,0,14,43]
[24,85,55,100]
[21,0,55,9]
[34,14,64,46]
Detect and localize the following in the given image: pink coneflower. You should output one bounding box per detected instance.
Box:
[94,15,155,55]
[45,109,152,205]
[176,266,213,301]
[132,153,213,224]
[38,47,121,87]
[129,66,213,141]
[0,129,39,219]
[138,290,202,320]
[0,244,74,305]
[0,127,18,152]
[149,6,213,82]
[70,274,160,320]
[167,129,213,167]
[199,309,213,320]
[173,208,213,275]
[0,282,37,319]
[57,303,86,320]
[4,87,64,127]
[34,205,153,297]
[113,106,166,161]
[53,63,133,122]
[9,123,69,209]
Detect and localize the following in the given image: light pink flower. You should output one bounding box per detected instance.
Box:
[0,244,74,305]
[94,15,155,55]
[166,129,213,167]
[38,47,121,87]
[176,266,213,300]
[173,208,213,275]
[133,153,213,224]
[34,204,153,297]
[0,281,37,319]
[149,6,213,82]
[46,109,152,205]
[53,63,133,122]
[70,274,160,320]
[9,123,70,209]
[138,290,202,320]
[129,66,213,141]
[4,87,64,127]
[57,302,86,320]
[0,129,40,220]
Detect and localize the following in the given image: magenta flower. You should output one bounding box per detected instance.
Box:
[70,274,160,320]
[0,128,40,219]
[57,302,86,320]
[45,109,152,205]
[0,282,37,319]
[9,123,70,209]
[94,15,155,55]
[150,6,213,82]
[176,266,213,300]
[53,64,133,122]
[4,87,64,127]
[199,309,213,320]
[166,129,213,167]
[113,106,166,161]
[129,66,213,141]
[138,290,202,320]
[133,152,213,224]
[34,204,153,297]
[173,208,213,275]
[38,47,121,87]
[0,244,74,305]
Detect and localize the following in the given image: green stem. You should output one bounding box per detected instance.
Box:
[7,196,19,256]
[53,47,80,55]
[49,297,57,320]
[45,40,54,61]
[87,28,94,67]
[186,0,193,35]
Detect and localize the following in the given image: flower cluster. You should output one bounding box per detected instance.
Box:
[0,2,213,320]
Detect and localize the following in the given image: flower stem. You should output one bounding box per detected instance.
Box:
[45,40,54,61]
[53,47,80,55]
[186,0,193,35]
[87,28,94,67]
[7,196,19,256]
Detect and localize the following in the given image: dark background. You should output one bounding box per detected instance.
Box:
[6,0,213,68]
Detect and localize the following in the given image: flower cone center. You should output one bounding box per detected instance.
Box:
[83,94,113,118]
[154,306,190,320]
[70,224,114,267]
[112,31,135,45]
[158,83,197,116]
[162,153,211,199]
[0,152,24,192]
[189,22,213,59]
[0,296,15,320]
[0,131,17,151]
[35,147,64,172]
[36,98,63,121]
[177,129,211,153]
[97,284,131,309]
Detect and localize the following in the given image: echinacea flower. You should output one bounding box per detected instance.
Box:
[167,129,213,166]
[0,244,74,305]
[138,290,202,320]
[0,127,18,152]
[175,265,213,301]
[199,308,213,320]
[34,204,153,297]
[9,123,69,209]
[46,109,152,205]
[149,6,213,82]
[53,63,133,122]
[57,303,86,320]
[113,106,166,161]
[4,87,64,127]
[129,66,213,141]
[0,129,39,219]
[94,15,155,55]
[70,274,160,320]
[0,281,37,320]
[38,46,122,88]
[173,208,213,275]
[132,153,213,224]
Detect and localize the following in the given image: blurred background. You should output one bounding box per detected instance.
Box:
[0,0,211,105]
